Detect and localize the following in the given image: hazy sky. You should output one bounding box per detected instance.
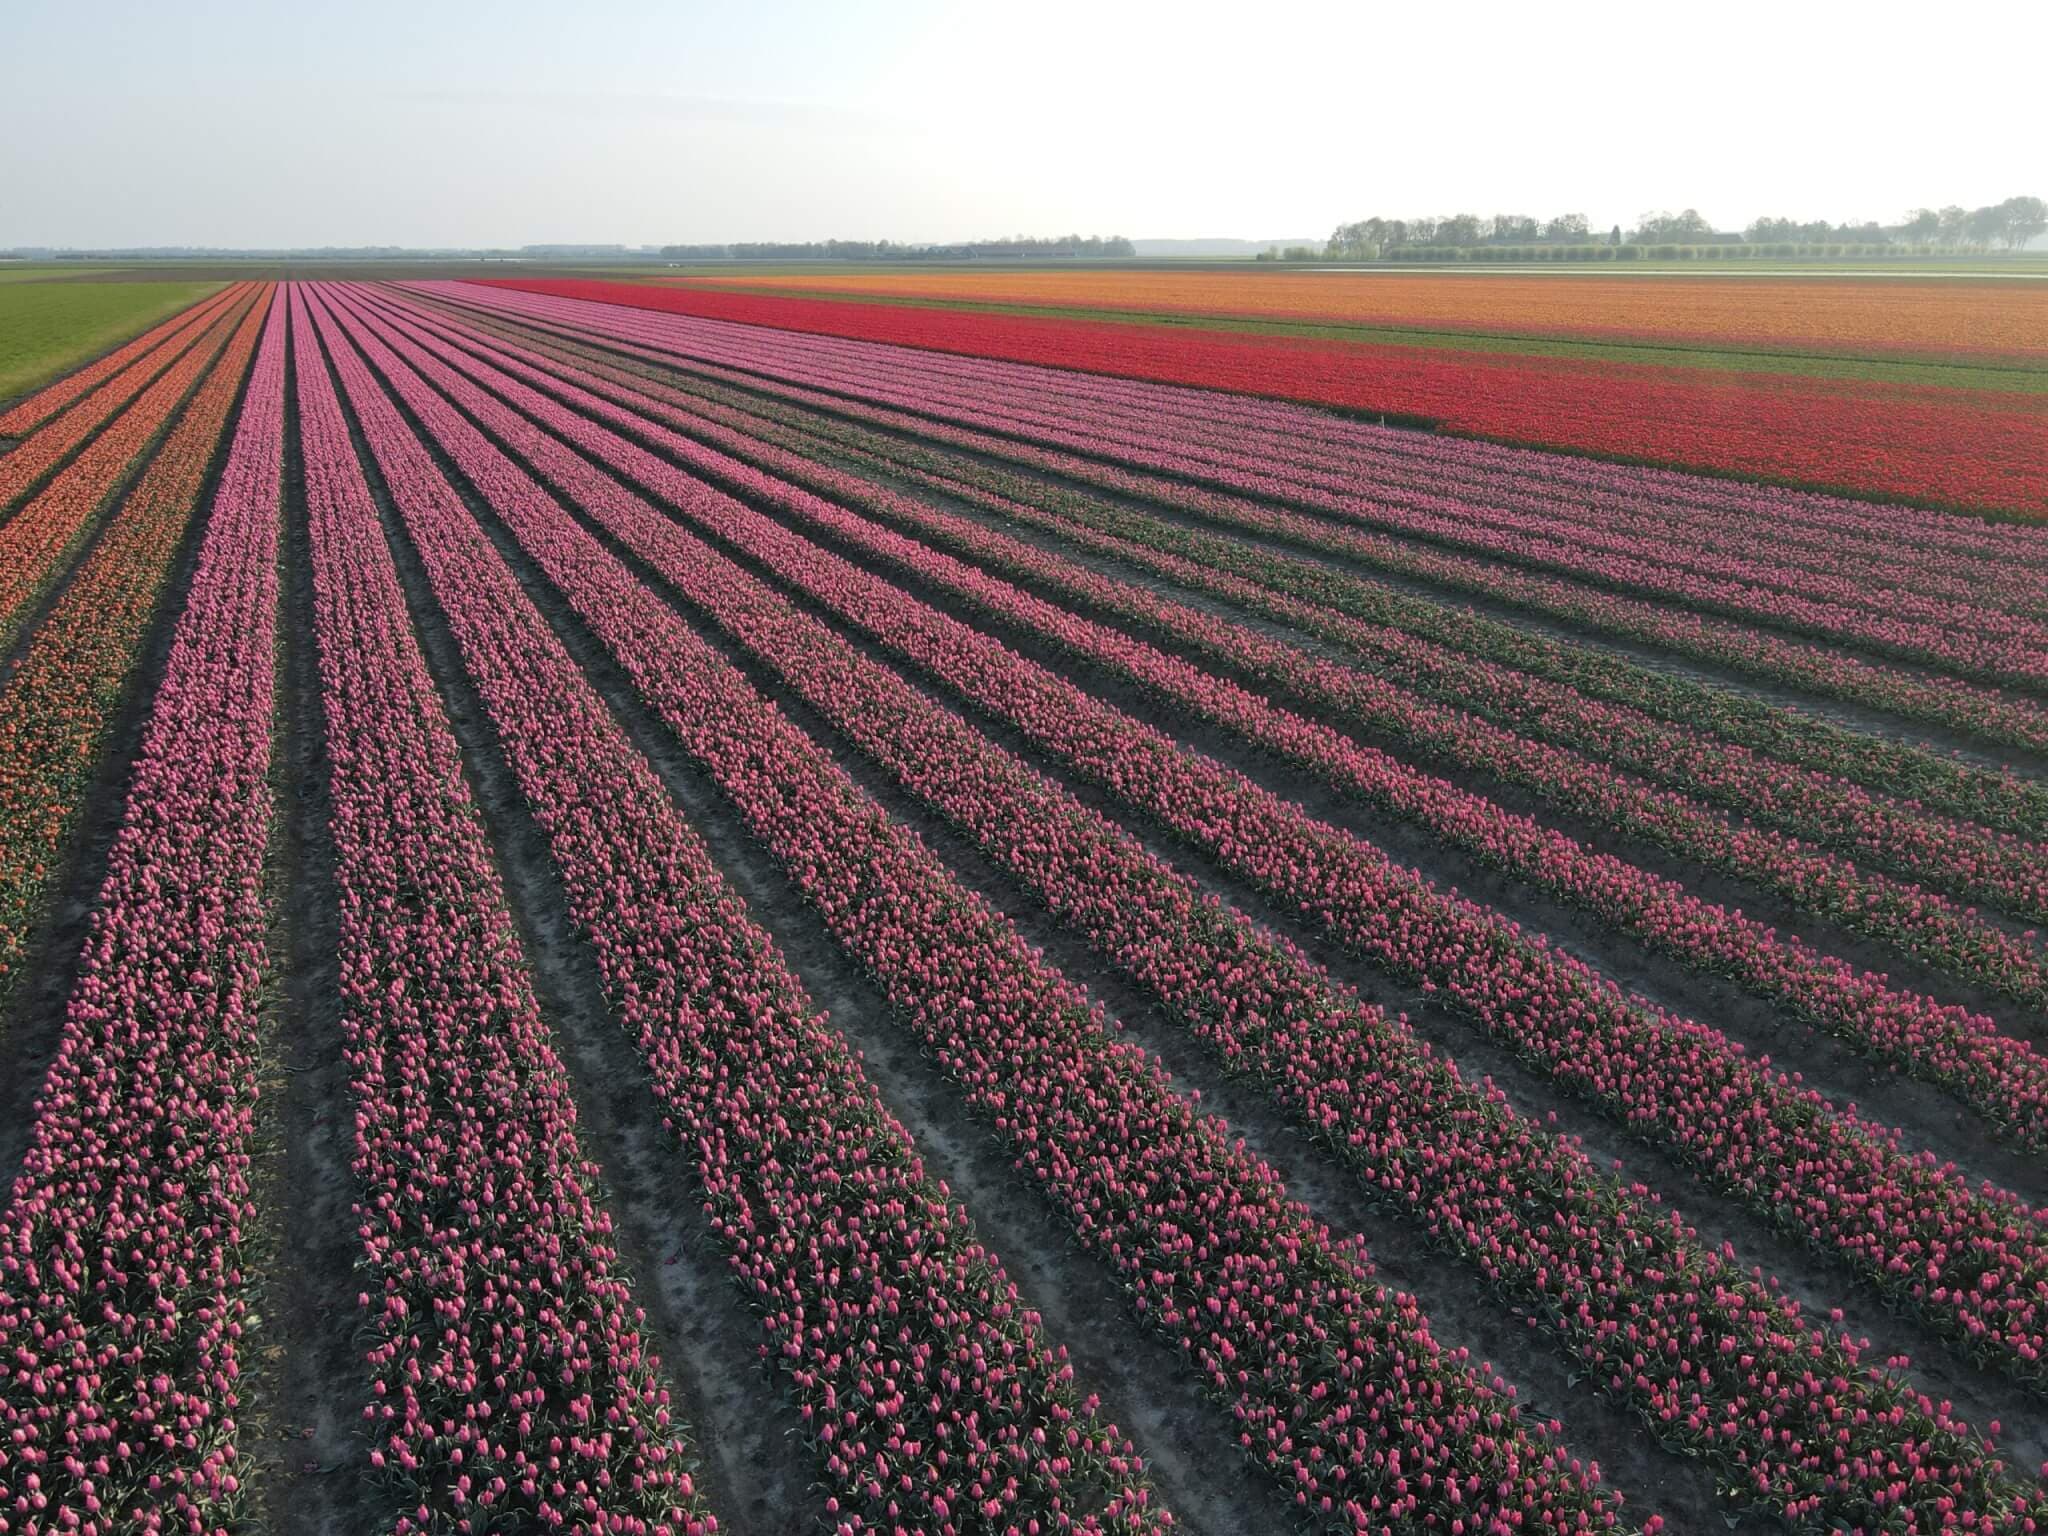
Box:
[3,0,2041,247]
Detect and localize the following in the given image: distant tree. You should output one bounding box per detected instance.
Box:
[1544,213,1590,241]
[1900,208,1941,242]
[1993,195,2048,248]
[1492,213,1539,243]
[1609,224,1622,245]
[1326,218,1390,259]
[1938,205,1971,243]
[1633,208,1713,242]
[1407,216,1439,245]
[1437,213,1485,245]
[1965,203,2008,246]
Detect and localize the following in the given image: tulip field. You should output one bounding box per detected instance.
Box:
[4,277,2048,1536]
[490,274,2048,519]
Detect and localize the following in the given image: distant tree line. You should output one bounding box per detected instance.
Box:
[1324,197,2047,260]
[658,234,1136,261]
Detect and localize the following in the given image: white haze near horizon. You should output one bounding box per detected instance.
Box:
[2,0,2041,250]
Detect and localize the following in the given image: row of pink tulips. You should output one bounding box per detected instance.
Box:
[290,290,714,1536]
[354,294,2048,1403]
[0,290,286,1535]
[317,284,1637,1536]
[329,284,2048,1533]
[429,283,2048,751]
[302,285,1167,1536]
[363,289,2048,1117]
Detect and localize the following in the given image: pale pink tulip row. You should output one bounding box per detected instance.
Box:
[426,283,2048,752]
[353,296,2048,1401]
[0,290,285,1535]
[289,290,714,1536]
[313,283,1636,1536]
[355,288,2048,1120]
[300,285,1167,1536]
[328,286,2048,1533]
[408,287,2048,846]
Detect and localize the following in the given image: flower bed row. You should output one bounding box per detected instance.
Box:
[301,285,1164,1536]
[407,285,2048,843]
[0,285,250,511]
[321,285,2048,1534]
[463,276,2048,519]
[290,289,715,1535]
[314,283,1636,1536]
[436,282,2048,750]
[0,287,271,1015]
[0,289,259,654]
[359,303,2048,1401]
[0,289,285,1536]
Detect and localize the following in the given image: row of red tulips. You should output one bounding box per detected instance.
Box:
[0,285,249,511]
[414,290,2048,847]
[434,284,2048,751]
[0,289,285,1535]
[0,290,257,653]
[317,283,1637,1536]
[0,287,271,1012]
[303,285,1162,1536]
[359,301,2048,1401]
[365,290,2048,1089]
[290,290,713,1535]
[330,286,2048,1532]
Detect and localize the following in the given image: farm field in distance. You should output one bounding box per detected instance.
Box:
[5,267,2048,1536]
[519,266,2048,517]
